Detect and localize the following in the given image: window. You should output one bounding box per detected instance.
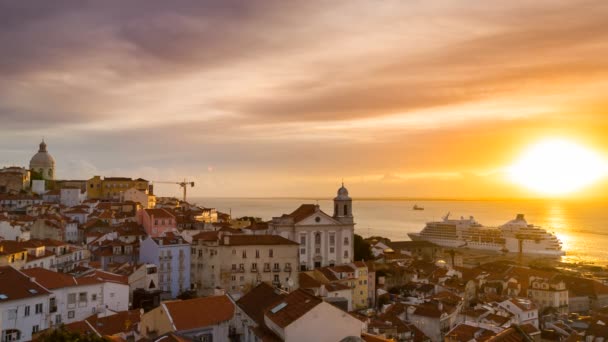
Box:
[329,234,335,245]
[239,264,244,271]
[300,235,306,245]
[315,233,321,244]
[273,274,280,283]
[242,250,247,258]
[198,250,203,257]
[232,264,237,271]
[269,249,274,258]
[264,263,271,271]
[300,248,306,255]
[32,325,39,334]
[330,247,335,253]
[7,309,17,320]
[2,329,20,341]
[91,294,97,301]
[252,263,258,271]
[344,250,349,258]
[55,314,62,324]
[273,263,280,271]
[68,311,75,319]
[232,249,236,255]
[255,250,260,258]
[24,305,30,317]
[344,204,348,216]
[35,303,43,314]
[315,247,321,254]
[344,237,349,245]
[79,292,87,303]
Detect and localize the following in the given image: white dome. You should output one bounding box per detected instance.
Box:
[29,140,55,168]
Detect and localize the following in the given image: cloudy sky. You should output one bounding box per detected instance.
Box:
[1,0,608,199]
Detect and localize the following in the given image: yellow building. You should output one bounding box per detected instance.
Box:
[351,261,369,309]
[87,176,149,200]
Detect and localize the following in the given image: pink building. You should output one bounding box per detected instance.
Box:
[137,208,177,237]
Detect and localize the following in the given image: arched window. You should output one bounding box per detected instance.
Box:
[344,204,348,216]
[335,204,338,215]
[315,232,321,244]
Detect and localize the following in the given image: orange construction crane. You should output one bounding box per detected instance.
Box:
[153,179,195,202]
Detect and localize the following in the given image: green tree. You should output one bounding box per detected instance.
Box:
[37,326,109,342]
[354,234,373,261]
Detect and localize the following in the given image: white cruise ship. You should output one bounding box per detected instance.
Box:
[408,213,564,256]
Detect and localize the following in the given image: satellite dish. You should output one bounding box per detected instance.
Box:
[287,278,294,287]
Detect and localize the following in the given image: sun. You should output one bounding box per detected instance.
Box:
[507,139,608,196]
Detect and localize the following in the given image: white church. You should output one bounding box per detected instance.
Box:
[269,184,355,270]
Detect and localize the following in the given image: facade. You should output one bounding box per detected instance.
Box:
[0,219,30,242]
[269,184,355,271]
[22,267,129,326]
[139,235,191,298]
[59,188,86,207]
[86,176,149,200]
[29,140,55,181]
[121,187,156,209]
[191,233,299,296]
[137,208,177,237]
[527,277,569,315]
[140,295,234,341]
[498,298,539,328]
[0,167,30,194]
[0,266,51,342]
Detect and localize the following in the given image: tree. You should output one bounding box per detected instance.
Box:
[354,234,373,261]
[36,326,109,342]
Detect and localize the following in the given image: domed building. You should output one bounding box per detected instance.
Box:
[269,183,355,271]
[29,140,55,180]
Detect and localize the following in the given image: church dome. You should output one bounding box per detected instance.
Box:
[335,183,351,200]
[29,140,55,168]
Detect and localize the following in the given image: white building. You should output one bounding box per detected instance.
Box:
[0,266,51,342]
[0,219,30,242]
[60,188,86,207]
[269,184,355,270]
[264,288,363,342]
[499,298,539,328]
[23,267,129,327]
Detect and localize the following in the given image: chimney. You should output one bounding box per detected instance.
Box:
[30,277,36,283]
[158,239,163,246]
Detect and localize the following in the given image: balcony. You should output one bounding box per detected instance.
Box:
[251,268,259,273]
[263,267,271,273]
[238,268,245,273]
[272,268,280,273]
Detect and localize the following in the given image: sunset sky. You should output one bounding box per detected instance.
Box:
[1,1,608,199]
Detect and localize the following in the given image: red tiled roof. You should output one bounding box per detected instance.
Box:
[265,289,323,328]
[298,273,322,289]
[144,208,175,219]
[282,204,322,223]
[164,295,234,331]
[237,283,285,326]
[0,266,51,301]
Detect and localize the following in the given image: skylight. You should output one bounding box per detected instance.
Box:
[28,289,38,294]
[0,294,8,300]
[270,302,288,314]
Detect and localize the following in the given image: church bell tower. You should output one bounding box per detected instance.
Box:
[333,182,353,224]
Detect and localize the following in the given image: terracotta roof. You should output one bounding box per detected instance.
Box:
[144,208,175,219]
[445,323,497,341]
[298,273,322,289]
[0,266,50,301]
[281,204,327,223]
[164,295,234,331]
[221,235,298,246]
[237,283,285,325]
[192,231,220,242]
[486,326,533,342]
[265,289,323,328]
[78,270,128,285]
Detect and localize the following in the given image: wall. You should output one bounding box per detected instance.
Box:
[282,301,362,342]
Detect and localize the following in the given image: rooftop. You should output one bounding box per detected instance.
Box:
[163,295,234,331]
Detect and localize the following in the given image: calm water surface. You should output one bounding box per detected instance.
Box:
[191,197,608,265]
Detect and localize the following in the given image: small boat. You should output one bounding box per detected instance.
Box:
[413,204,424,211]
